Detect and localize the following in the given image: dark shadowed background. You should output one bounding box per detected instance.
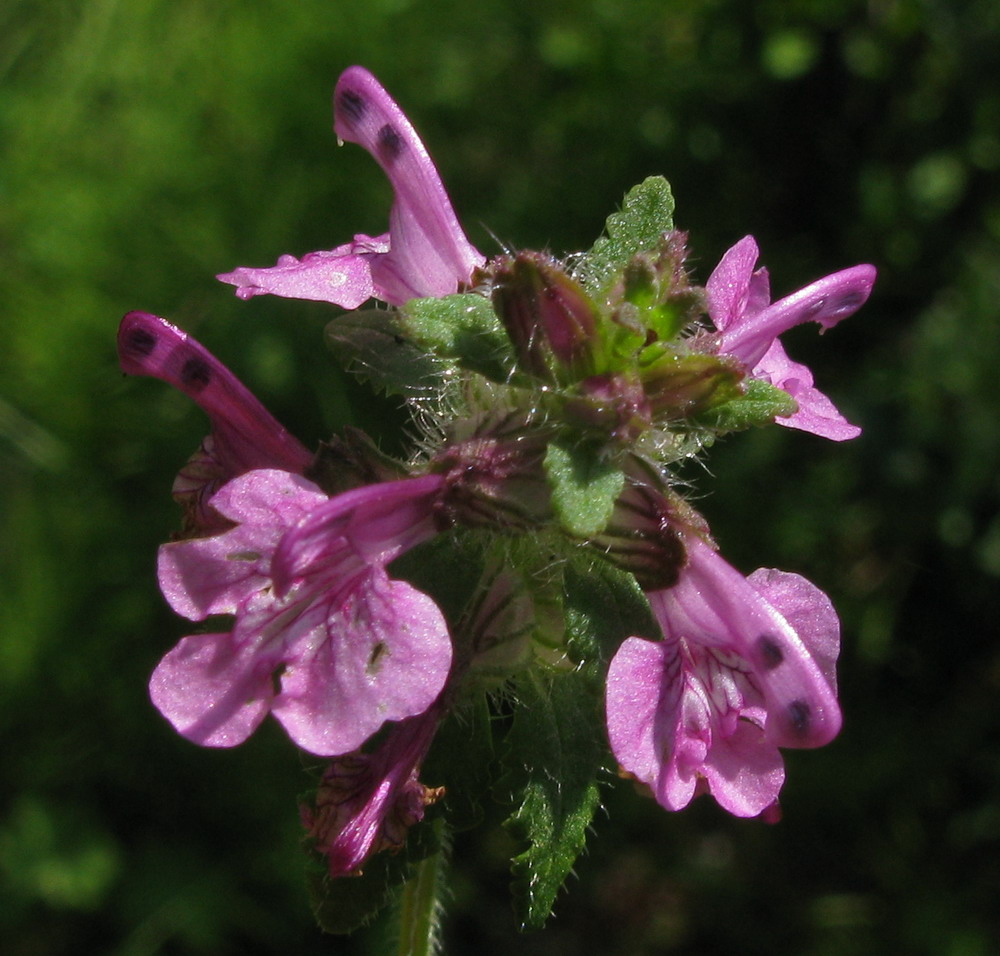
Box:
[3,0,999,952]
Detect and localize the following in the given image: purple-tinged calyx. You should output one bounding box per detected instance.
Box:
[430,424,553,530]
[585,459,694,590]
[605,534,840,817]
[117,311,312,534]
[152,470,453,756]
[705,236,876,440]
[218,66,484,309]
[302,702,444,878]
[491,252,603,384]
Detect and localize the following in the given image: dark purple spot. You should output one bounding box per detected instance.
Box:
[787,699,812,737]
[123,326,157,358]
[833,291,864,314]
[756,634,784,670]
[377,123,405,161]
[802,299,826,319]
[337,88,366,123]
[181,357,212,391]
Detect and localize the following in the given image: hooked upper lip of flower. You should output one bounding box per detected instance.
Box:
[117,311,313,533]
[705,235,876,441]
[605,534,841,817]
[217,66,484,309]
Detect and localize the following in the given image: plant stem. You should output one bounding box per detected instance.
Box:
[396,819,448,956]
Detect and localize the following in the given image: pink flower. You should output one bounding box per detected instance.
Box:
[605,535,840,817]
[302,702,444,877]
[117,311,312,533]
[218,66,484,308]
[151,469,453,756]
[705,236,876,440]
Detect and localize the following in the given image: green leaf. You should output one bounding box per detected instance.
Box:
[578,176,676,297]
[400,293,514,382]
[500,670,605,930]
[544,440,625,537]
[562,555,660,661]
[697,377,799,432]
[325,310,449,397]
[422,695,495,832]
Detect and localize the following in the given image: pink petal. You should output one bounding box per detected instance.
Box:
[747,568,840,692]
[216,236,389,309]
[334,66,484,303]
[606,636,783,817]
[158,470,328,620]
[271,473,444,594]
[653,537,842,749]
[118,313,312,477]
[705,235,760,331]
[754,339,861,441]
[699,718,785,817]
[721,264,876,368]
[149,631,276,748]
[268,572,453,756]
[606,636,675,794]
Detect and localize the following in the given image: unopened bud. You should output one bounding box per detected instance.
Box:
[641,349,744,420]
[492,252,603,383]
[588,458,709,590]
[431,427,552,530]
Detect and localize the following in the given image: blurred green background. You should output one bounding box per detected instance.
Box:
[2,0,999,952]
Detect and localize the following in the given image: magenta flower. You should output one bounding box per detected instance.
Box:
[605,535,841,817]
[705,236,876,440]
[118,311,313,533]
[218,66,484,308]
[302,702,444,877]
[152,468,452,756]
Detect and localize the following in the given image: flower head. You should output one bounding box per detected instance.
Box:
[152,469,453,756]
[117,311,312,533]
[605,535,840,817]
[706,236,876,440]
[217,66,484,309]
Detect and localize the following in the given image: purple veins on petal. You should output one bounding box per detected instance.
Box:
[152,468,453,757]
[218,66,483,309]
[605,535,841,817]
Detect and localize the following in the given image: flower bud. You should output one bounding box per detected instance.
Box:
[588,458,708,590]
[491,252,603,383]
[431,426,553,530]
[640,349,745,420]
[563,373,652,443]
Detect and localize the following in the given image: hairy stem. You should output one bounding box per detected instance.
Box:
[396,819,448,956]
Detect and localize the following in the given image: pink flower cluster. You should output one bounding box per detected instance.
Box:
[122,65,875,876]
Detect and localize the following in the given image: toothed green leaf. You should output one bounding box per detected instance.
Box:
[578,176,676,297]
[325,310,449,397]
[400,293,514,382]
[697,377,799,432]
[500,670,604,930]
[544,440,625,537]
